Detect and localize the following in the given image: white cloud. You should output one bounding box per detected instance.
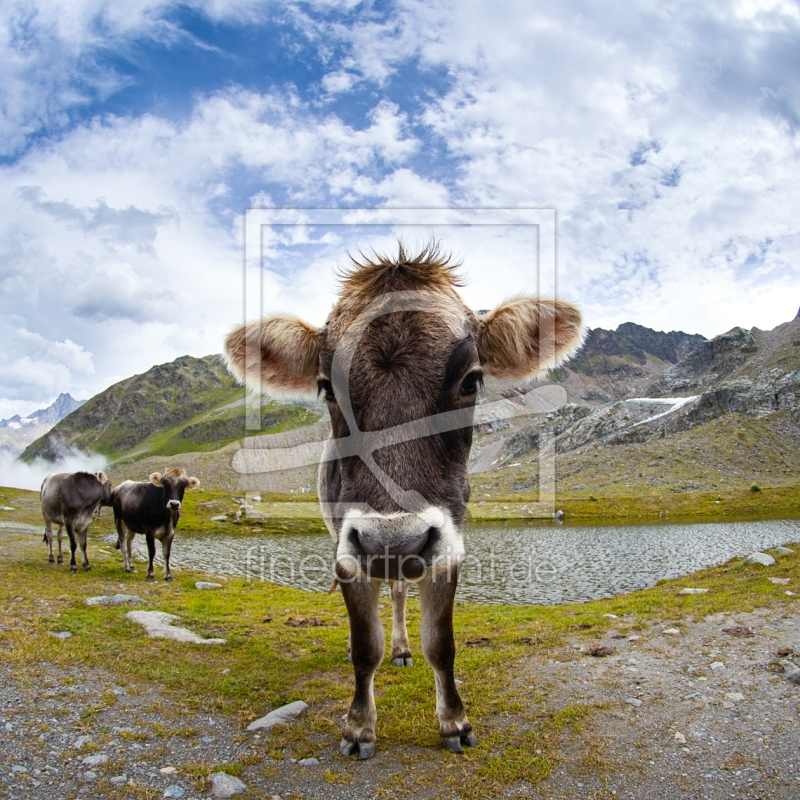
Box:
[2,0,800,420]
[0,79,427,415]
[0,448,108,491]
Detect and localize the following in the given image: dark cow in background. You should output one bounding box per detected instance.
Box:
[112,468,200,581]
[225,242,582,758]
[40,472,113,572]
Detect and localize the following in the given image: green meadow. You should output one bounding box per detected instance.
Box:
[1,483,798,796]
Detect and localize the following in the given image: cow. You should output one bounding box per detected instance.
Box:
[40,471,113,573]
[224,241,582,759]
[111,468,200,581]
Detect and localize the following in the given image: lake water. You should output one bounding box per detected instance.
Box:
[124,518,800,605]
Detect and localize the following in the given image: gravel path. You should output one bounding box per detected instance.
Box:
[529,607,800,799]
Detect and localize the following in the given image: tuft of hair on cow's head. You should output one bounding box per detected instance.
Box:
[150,468,201,489]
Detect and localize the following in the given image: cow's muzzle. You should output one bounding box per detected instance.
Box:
[166,500,181,510]
[335,508,463,582]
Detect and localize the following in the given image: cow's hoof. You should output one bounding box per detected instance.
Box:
[69,566,77,574]
[57,558,63,565]
[48,557,55,564]
[146,575,155,581]
[83,565,91,571]
[165,575,174,582]
[441,729,478,753]
[339,737,375,760]
[391,652,413,667]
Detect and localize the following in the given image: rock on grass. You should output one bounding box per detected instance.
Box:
[125,611,226,645]
[744,552,776,566]
[85,594,146,606]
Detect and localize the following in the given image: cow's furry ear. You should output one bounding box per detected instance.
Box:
[477,297,583,380]
[224,316,322,398]
[96,471,108,484]
[187,477,200,489]
[149,472,162,486]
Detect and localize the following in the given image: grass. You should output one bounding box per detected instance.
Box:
[5,479,799,536]
[469,484,800,523]
[1,513,798,798]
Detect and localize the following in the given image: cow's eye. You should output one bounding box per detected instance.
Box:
[317,378,336,402]
[459,370,483,397]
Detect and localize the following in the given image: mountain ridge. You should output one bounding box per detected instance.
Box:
[17,313,800,502]
[0,393,85,457]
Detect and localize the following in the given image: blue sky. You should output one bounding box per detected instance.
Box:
[2,0,800,417]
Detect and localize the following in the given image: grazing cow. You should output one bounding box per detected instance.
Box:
[40,471,113,573]
[224,242,582,758]
[112,468,200,581]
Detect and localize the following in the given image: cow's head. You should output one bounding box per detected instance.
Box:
[225,242,581,582]
[150,468,200,512]
[95,471,113,505]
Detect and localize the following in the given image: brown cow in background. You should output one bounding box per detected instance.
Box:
[112,468,200,581]
[41,471,113,572]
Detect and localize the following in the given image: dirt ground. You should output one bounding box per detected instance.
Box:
[1,604,798,799]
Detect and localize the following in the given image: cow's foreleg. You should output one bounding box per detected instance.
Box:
[419,572,477,753]
[57,525,64,565]
[145,533,156,580]
[390,580,413,667]
[77,526,91,571]
[65,522,78,574]
[340,577,383,759]
[161,533,174,582]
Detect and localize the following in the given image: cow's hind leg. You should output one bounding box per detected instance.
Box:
[390,580,413,666]
[65,522,79,574]
[77,526,91,571]
[339,578,383,759]
[44,519,54,564]
[419,573,477,753]
[57,525,64,565]
[125,529,136,573]
[116,517,128,571]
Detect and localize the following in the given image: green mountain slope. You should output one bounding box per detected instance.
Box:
[21,354,320,463]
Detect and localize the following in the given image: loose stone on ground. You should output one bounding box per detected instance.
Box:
[125,610,227,644]
[743,551,777,566]
[246,700,309,731]
[85,594,147,606]
[210,772,247,798]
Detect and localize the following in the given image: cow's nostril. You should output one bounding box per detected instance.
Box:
[357,526,430,557]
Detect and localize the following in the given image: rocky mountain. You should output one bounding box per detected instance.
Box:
[0,393,85,456]
[21,355,320,464]
[470,311,800,495]
[552,323,706,404]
